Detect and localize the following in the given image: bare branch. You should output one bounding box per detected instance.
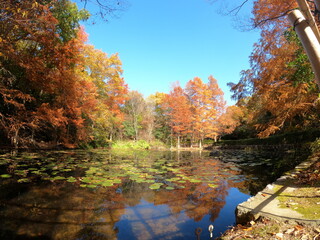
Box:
[77,0,129,21]
[228,0,249,16]
[253,9,296,28]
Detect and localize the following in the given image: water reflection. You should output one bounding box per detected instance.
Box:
[0,148,308,239]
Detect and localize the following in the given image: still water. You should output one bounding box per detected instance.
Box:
[0,148,307,239]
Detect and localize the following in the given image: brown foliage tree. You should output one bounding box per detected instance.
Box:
[230,0,320,138]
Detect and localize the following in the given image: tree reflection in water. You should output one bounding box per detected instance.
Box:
[0,149,302,239]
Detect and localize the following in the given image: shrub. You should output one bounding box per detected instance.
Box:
[111,140,150,151]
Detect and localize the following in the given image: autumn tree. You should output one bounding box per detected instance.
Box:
[217,105,245,137]
[229,0,320,138]
[0,0,94,147]
[79,44,128,145]
[162,84,193,148]
[150,92,171,144]
[0,0,129,148]
[186,76,225,146]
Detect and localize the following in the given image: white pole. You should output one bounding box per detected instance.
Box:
[288,9,320,88]
[296,0,320,44]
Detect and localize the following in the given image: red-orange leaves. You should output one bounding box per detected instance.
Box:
[160,76,225,148]
[186,76,225,145]
[0,1,128,148]
[165,84,193,140]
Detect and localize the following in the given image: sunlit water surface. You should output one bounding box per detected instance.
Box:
[0,149,307,239]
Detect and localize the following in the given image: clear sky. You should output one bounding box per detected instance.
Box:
[80,0,260,105]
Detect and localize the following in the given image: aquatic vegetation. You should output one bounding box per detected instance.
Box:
[0,148,297,194]
[0,148,309,240]
[149,183,163,190]
[0,150,241,191]
[0,174,11,178]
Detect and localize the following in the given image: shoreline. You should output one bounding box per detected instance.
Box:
[217,152,320,239]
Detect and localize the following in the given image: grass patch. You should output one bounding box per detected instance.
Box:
[111,140,150,151]
[111,140,168,152]
[276,182,320,219]
[250,223,280,238]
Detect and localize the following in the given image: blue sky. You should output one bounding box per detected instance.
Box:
[80,0,260,105]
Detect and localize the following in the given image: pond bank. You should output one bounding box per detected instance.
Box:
[216,151,320,239]
[236,153,320,225]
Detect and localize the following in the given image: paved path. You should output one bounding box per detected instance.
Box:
[236,156,320,226]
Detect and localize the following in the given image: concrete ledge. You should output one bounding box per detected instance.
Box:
[236,156,320,226]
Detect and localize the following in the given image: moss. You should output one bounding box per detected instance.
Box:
[277,184,320,219]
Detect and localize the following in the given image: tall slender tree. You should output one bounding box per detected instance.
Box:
[186,76,225,146]
[163,84,193,148]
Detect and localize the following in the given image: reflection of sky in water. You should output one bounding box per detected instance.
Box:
[115,187,250,240]
[116,199,199,239]
[0,149,306,239]
[213,188,250,236]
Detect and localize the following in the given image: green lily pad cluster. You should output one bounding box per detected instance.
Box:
[0,150,249,191]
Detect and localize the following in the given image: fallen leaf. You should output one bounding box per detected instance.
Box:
[243,235,253,238]
[276,232,283,239]
[294,225,304,231]
[285,228,295,234]
[243,227,253,231]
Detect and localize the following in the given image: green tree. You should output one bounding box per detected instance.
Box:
[52,0,90,42]
[123,91,145,140]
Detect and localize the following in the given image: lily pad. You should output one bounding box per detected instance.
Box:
[17,178,30,183]
[28,168,38,171]
[102,181,114,187]
[149,183,163,190]
[113,178,122,184]
[189,179,201,183]
[0,174,11,178]
[62,168,72,172]
[81,177,92,183]
[145,179,155,183]
[67,177,77,183]
[208,184,218,189]
[52,176,66,181]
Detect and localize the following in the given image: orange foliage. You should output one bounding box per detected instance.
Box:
[186,76,225,144]
[218,105,244,135]
[0,0,127,147]
[163,83,193,145]
[230,0,320,138]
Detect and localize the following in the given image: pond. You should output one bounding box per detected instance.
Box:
[0,148,308,240]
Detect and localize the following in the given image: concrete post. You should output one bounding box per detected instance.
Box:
[288,9,320,88]
[296,0,320,44]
